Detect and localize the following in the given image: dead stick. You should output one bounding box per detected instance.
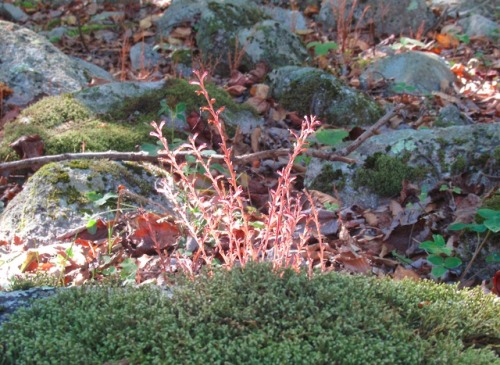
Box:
[0,107,398,174]
[338,106,399,157]
[0,152,158,173]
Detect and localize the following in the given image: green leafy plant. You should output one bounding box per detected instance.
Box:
[439,183,462,195]
[449,208,500,279]
[314,128,348,146]
[390,37,426,51]
[306,41,338,56]
[55,242,74,286]
[391,82,417,94]
[419,234,462,278]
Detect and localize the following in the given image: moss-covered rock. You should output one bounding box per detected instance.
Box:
[306,123,500,208]
[236,20,308,72]
[0,263,498,364]
[0,79,260,161]
[0,160,172,244]
[269,66,383,126]
[0,92,155,161]
[353,153,421,197]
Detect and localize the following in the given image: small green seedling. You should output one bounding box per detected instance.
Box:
[419,234,462,278]
[392,82,417,94]
[439,184,462,194]
[391,250,413,265]
[449,209,500,268]
[314,128,349,146]
[307,41,338,57]
[324,202,339,212]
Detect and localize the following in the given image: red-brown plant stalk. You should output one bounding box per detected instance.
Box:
[152,70,322,273]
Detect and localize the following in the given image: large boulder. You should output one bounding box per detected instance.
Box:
[0,160,172,244]
[0,21,111,106]
[268,66,382,126]
[360,51,456,95]
[0,79,262,160]
[319,0,436,39]
[157,0,307,75]
[306,123,500,208]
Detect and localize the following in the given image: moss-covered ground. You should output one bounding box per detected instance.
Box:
[1,263,498,364]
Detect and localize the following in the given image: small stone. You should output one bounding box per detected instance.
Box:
[250,84,269,99]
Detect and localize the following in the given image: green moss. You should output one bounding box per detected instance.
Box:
[46,18,61,30]
[309,164,345,192]
[451,155,467,175]
[276,70,382,126]
[45,120,152,155]
[452,137,467,145]
[171,49,193,65]
[8,273,61,291]
[110,78,255,123]
[35,163,70,184]
[66,24,115,37]
[66,160,91,169]
[354,153,420,197]
[280,75,340,120]
[482,191,500,211]
[1,263,498,364]
[18,95,92,129]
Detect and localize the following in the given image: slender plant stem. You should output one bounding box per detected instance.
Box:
[459,230,491,281]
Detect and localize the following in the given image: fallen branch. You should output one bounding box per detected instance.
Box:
[0,152,158,173]
[338,106,399,157]
[0,107,398,173]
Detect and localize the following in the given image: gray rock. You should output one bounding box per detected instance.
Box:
[428,0,499,22]
[156,0,209,35]
[0,21,105,106]
[194,0,268,75]
[438,104,469,126]
[129,42,160,71]
[73,81,165,115]
[262,7,308,32]
[0,287,61,328]
[268,66,382,126]
[236,20,308,71]
[90,11,125,24]
[457,14,499,39]
[71,57,114,82]
[360,51,456,95]
[306,123,500,209]
[319,0,436,38]
[252,0,321,11]
[0,160,173,244]
[158,0,307,75]
[41,26,68,41]
[0,3,28,22]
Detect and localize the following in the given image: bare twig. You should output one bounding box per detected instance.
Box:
[0,107,397,173]
[338,106,399,157]
[0,152,157,173]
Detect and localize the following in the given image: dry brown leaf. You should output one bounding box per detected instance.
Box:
[436,33,459,49]
[225,85,247,96]
[171,27,192,38]
[245,97,270,114]
[336,253,371,274]
[393,265,420,281]
[251,127,261,153]
[250,83,269,99]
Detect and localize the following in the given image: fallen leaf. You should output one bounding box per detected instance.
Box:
[250,84,269,99]
[245,97,270,114]
[251,127,261,153]
[436,33,459,49]
[225,85,247,96]
[393,265,420,281]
